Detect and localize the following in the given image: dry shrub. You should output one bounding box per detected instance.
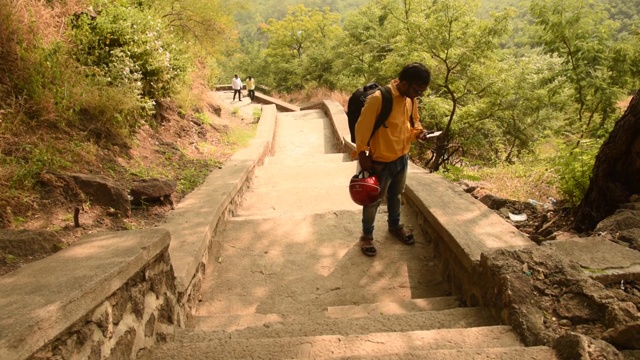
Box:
[0,0,20,91]
[174,60,215,112]
[9,0,85,46]
[0,0,84,119]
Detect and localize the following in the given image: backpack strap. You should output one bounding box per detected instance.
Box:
[367,86,393,146]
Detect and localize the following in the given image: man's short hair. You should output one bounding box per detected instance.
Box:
[398,62,430,86]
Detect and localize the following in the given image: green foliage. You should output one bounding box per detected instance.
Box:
[176,159,221,194]
[331,1,399,90]
[222,125,257,148]
[194,112,211,125]
[529,0,635,138]
[69,2,189,102]
[252,107,262,120]
[455,54,566,164]
[0,139,83,189]
[438,165,481,183]
[260,5,343,91]
[552,138,600,205]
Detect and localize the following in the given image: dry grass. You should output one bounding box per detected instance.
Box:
[471,163,560,203]
[9,0,85,45]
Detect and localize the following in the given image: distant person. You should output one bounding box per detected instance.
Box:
[353,62,433,257]
[231,74,243,101]
[246,76,256,102]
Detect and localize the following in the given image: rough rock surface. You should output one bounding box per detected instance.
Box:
[0,229,66,257]
[130,178,177,208]
[66,173,131,217]
[478,244,640,357]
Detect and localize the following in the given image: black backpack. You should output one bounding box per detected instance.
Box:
[346,82,393,145]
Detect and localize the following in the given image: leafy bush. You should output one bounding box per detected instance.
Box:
[552,139,600,206]
[69,3,188,103]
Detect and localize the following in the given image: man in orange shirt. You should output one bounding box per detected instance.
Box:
[353,62,432,256]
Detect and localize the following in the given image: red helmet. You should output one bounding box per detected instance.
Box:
[349,172,381,206]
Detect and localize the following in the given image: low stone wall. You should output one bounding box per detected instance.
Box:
[0,229,176,360]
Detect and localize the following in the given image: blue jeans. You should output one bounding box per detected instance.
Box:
[362,154,408,235]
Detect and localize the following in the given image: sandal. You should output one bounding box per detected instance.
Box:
[388,225,415,245]
[360,234,377,257]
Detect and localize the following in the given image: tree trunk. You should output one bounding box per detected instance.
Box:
[573,89,640,232]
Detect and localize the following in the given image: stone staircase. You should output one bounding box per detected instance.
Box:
[147,109,557,359]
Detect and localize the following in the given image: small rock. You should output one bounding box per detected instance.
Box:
[559,319,573,327]
[603,322,640,350]
[554,332,623,360]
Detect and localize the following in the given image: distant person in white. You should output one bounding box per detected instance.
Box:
[231,74,243,102]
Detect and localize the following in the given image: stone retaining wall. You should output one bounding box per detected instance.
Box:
[29,250,177,360]
[0,229,175,360]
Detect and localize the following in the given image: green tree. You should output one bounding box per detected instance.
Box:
[261,5,342,91]
[391,0,515,171]
[331,1,400,90]
[454,54,565,164]
[529,0,635,141]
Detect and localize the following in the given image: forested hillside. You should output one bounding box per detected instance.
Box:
[1,0,639,235]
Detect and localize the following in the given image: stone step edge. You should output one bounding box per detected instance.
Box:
[152,326,525,359]
[258,153,356,167]
[188,306,493,334]
[277,109,325,117]
[322,346,558,360]
[326,296,462,319]
[229,208,360,221]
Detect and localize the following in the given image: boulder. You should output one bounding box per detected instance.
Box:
[0,229,67,257]
[603,322,640,350]
[130,178,177,209]
[553,332,623,360]
[595,210,640,234]
[66,173,131,217]
[478,193,508,210]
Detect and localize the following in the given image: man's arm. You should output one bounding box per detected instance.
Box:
[410,98,429,140]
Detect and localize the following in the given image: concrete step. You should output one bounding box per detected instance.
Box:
[274,110,339,155]
[264,153,352,167]
[328,346,558,359]
[198,210,449,317]
[277,109,325,121]
[326,296,462,318]
[249,159,355,188]
[189,306,495,337]
[235,182,360,217]
[147,326,532,359]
